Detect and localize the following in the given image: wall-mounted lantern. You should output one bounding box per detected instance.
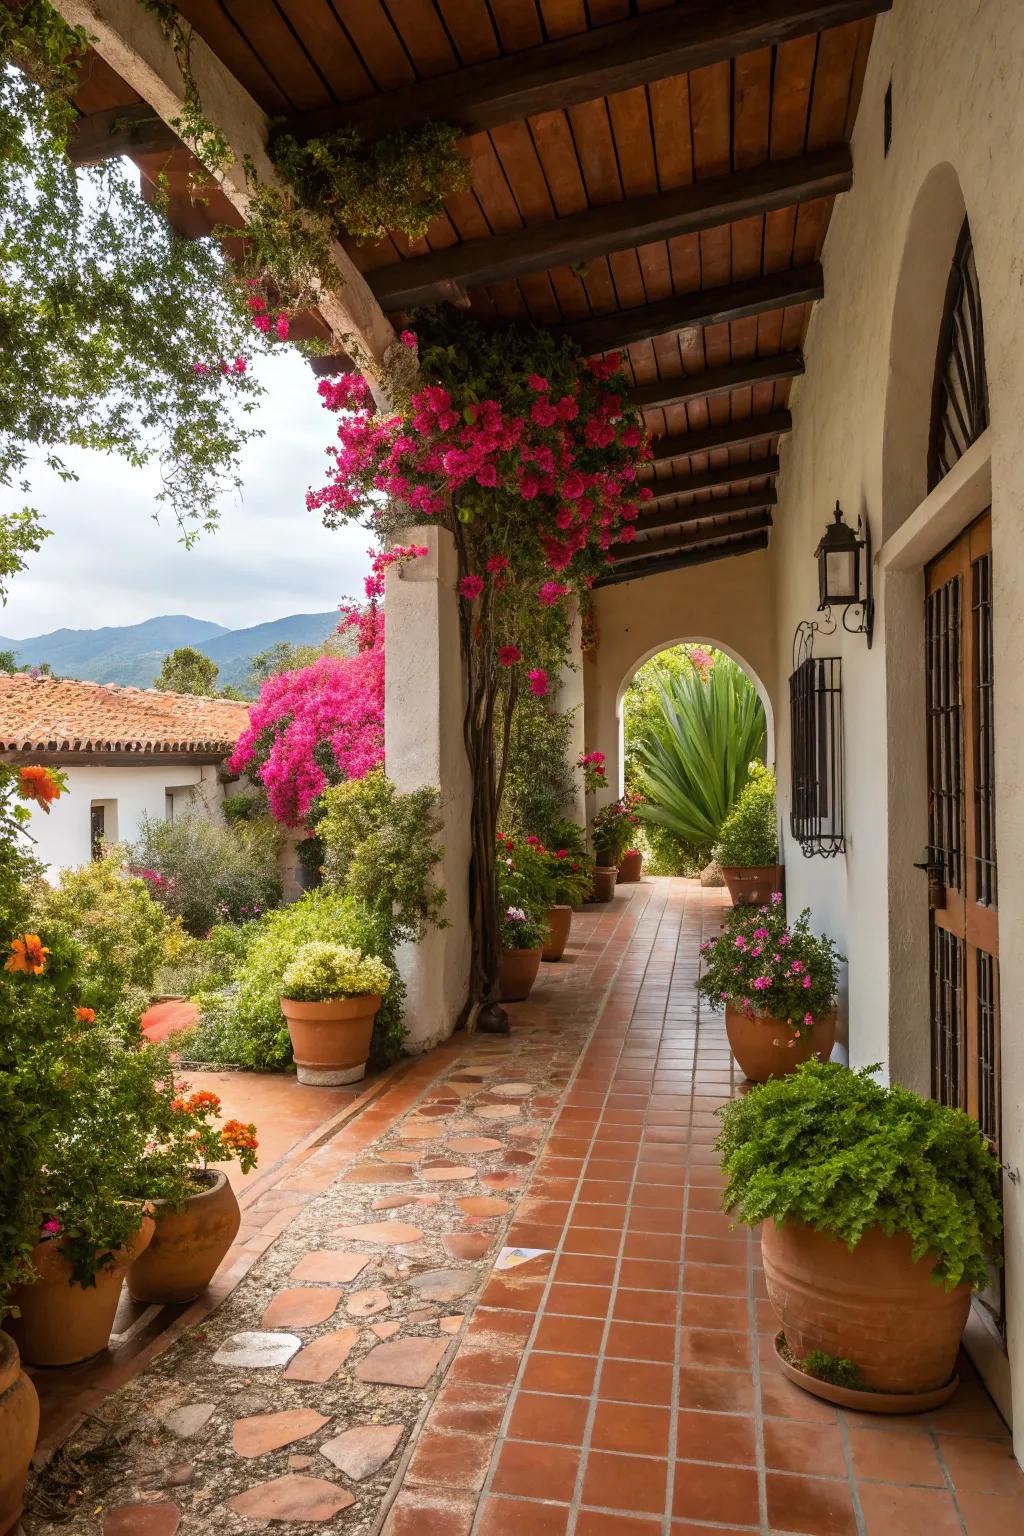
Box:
[814,501,874,647]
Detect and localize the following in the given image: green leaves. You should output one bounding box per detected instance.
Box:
[716,1062,1003,1290]
[630,655,767,851]
[714,761,779,866]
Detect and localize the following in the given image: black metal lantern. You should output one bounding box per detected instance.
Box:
[814,501,874,646]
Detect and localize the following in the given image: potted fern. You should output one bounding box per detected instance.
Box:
[713,761,782,906]
[716,1062,1003,1411]
[279,940,392,1085]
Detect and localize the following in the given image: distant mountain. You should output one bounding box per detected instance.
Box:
[1,611,340,692]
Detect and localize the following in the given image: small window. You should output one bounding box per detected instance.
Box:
[788,635,845,858]
[90,803,105,860]
[928,218,988,489]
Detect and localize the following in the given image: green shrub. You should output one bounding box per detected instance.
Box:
[281,940,391,1001]
[130,808,282,936]
[713,761,778,866]
[156,922,252,998]
[34,846,177,1024]
[499,691,578,844]
[715,1061,1003,1290]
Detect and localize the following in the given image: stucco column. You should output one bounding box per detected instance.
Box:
[384,525,471,1052]
[555,601,587,827]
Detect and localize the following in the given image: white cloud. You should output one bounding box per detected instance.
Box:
[0,348,373,639]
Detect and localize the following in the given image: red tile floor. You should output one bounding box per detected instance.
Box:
[32,879,1024,1535]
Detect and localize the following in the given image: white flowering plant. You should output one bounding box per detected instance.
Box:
[281,940,391,1002]
[498,905,547,952]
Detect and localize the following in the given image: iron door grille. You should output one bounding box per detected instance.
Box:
[789,655,845,857]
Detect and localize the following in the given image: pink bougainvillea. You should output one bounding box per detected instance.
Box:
[229,614,384,827]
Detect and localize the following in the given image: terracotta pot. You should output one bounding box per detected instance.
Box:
[725,1003,835,1082]
[6,1215,155,1367]
[618,850,643,884]
[721,863,783,906]
[127,1170,241,1304]
[499,946,542,1002]
[280,993,382,1086]
[762,1221,972,1396]
[588,866,618,903]
[542,905,573,962]
[0,1334,38,1536]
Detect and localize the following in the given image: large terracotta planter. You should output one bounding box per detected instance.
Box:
[0,1334,38,1536]
[762,1221,972,1398]
[127,1170,241,1304]
[725,1003,835,1082]
[542,905,573,962]
[721,863,783,906]
[6,1216,155,1367]
[618,850,643,884]
[499,946,542,1002]
[588,866,618,903]
[280,993,381,1085]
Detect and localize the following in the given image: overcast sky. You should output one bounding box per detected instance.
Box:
[0,347,373,640]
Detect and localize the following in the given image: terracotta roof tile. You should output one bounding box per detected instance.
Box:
[0,673,251,755]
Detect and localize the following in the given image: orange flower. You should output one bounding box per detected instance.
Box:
[74,1006,96,1023]
[222,1119,258,1152]
[18,766,62,811]
[186,1090,221,1114]
[5,934,50,976]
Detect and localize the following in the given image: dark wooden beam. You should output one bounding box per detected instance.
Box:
[287,1,892,141]
[630,353,803,413]
[68,103,180,165]
[651,409,792,463]
[370,152,849,312]
[631,488,778,537]
[611,508,773,561]
[559,266,823,356]
[308,352,356,378]
[642,456,781,504]
[596,529,771,587]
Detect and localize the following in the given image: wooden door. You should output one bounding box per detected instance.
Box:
[925,512,1001,1153]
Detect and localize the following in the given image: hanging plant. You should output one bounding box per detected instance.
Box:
[307,308,651,1029]
[218,165,337,321]
[271,122,470,245]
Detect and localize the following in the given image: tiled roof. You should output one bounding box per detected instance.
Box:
[0,673,251,755]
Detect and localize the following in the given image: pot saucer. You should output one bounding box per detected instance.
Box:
[773,1333,959,1414]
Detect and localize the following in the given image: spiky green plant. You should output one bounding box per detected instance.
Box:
[630,655,766,852]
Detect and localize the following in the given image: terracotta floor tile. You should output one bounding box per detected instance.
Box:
[936,1432,1024,1495]
[469,1306,534,1342]
[383,1489,477,1536]
[679,1293,749,1331]
[476,1496,569,1535]
[446,1340,521,1389]
[765,1472,858,1535]
[618,1258,683,1292]
[759,1369,839,1422]
[405,1429,494,1492]
[957,1490,1024,1535]
[428,1384,509,1436]
[581,1450,667,1515]
[535,1314,605,1355]
[678,1326,751,1370]
[546,1282,612,1318]
[678,1366,755,1415]
[764,1417,847,1478]
[553,1253,617,1287]
[590,1400,671,1457]
[507,1391,590,1446]
[680,1262,747,1297]
[857,1483,963,1535]
[561,1226,621,1257]
[622,1232,683,1262]
[576,1512,660,1536]
[521,1351,599,1397]
[673,1460,759,1525]
[675,1409,756,1466]
[606,1319,677,1362]
[848,1425,944,1486]
[491,1440,581,1503]
[599,1356,674,1406]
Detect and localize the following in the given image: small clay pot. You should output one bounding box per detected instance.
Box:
[762,1222,972,1399]
[618,850,643,884]
[720,863,783,906]
[725,1003,835,1083]
[280,993,382,1085]
[588,866,618,903]
[499,946,542,1002]
[0,1334,39,1536]
[542,905,573,962]
[6,1216,155,1367]
[127,1169,241,1304]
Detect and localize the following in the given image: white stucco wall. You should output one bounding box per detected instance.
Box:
[768,0,1024,1446]
[12,762,224,879]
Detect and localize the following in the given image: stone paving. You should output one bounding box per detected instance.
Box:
[26,879,1024,1536]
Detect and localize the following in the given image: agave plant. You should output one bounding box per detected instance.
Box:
[630,654,767,851]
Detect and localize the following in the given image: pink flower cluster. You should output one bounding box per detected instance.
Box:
[577,750,608,793]
[229,631,384,826]
[363,543,429,601]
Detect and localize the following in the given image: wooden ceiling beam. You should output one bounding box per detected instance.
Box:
[642,456,781,504]
[630,353,803,413]
[559,265,823,355]
[370,152,850,312]
[68,102,180,164]
[630,488,778,537]
[287,1,892,141]
[651,410,792,464]
[52,0,397,388]
[610,508,773,562]
[595,529,771,587]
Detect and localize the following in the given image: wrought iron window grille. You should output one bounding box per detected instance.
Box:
[789,621,845,858]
